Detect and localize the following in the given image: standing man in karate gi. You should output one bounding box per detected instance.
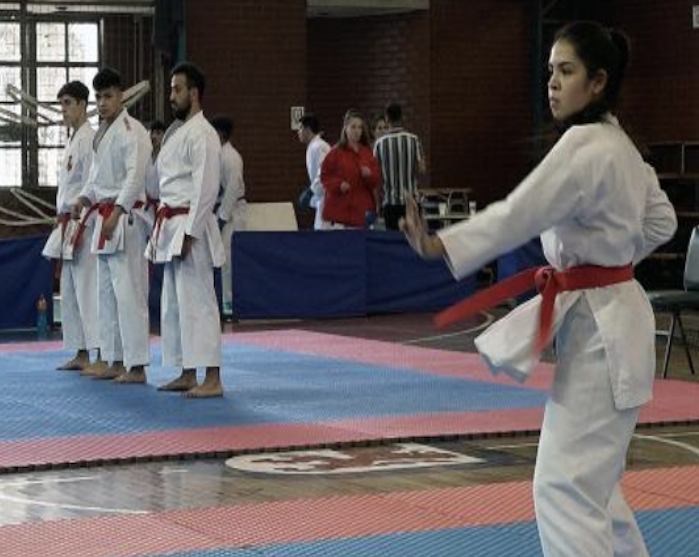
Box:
[42,81,104,372]
[73,67,151,384]
[297,113,330,230]
[147,61,225,398]
[211,114,246,316]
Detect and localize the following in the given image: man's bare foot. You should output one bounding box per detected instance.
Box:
[113,367,147,384]
[183,383,224,398]
[57,356,89,371]
[92,363,126,380]
[80,360,109,377]
[158,370,198,392]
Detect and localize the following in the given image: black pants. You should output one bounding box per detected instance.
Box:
[383,204,406,231]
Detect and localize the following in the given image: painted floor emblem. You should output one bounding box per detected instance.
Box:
[226,443,485,475]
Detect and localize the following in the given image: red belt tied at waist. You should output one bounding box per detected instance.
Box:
[435,263,634,353]
[151,205,190,248]
[133,197,159,212]
[71,202,101,250]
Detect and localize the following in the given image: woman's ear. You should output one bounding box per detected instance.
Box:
[591,68,608,97]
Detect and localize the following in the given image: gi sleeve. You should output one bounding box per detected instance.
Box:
[634,163,677,263]
[115,118,150,211]
[437,126,592,279]
[186,127,221,238]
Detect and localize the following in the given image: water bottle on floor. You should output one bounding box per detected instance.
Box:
[36,294,49,339]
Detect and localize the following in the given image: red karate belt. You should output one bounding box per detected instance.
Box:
[71,203,100,250]
[132,197,159,212]
[435,263,634,352]
[95,202,118,249]
[151,205,190,248]
[145,196,159,212]
[56,213,71,237]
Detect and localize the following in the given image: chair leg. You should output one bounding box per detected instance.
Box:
[662,313,677,379]
[675,313,696,376]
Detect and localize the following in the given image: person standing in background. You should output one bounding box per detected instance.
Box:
[297,113,330,230]
[374,102,426,230]
[212,114,246,316]
[320,109,380,229]
[42,80,104,372]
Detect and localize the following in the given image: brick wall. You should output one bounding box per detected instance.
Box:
[103,15,156,124]
[186,0,308,209]
[181,0,696,212]
[430,0,532,206]
[307,12,430,153]
[618,0,699,143]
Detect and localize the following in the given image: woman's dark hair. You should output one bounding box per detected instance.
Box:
[554,21,630,128]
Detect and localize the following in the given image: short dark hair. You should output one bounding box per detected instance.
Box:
[210,114,234,140]
[57,81,89,103]
[93,67,122,91]
[300,113,320,134]
[385,102,402,124]
[149,119,167,132]
[171,61,206,99]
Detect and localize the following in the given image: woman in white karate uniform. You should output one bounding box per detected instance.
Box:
[402,22,677,556]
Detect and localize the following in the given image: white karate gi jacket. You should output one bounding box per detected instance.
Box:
[79,109,151,254]
[438,116,677,409]
[138,155,161,231]
[306,135,331,230]
[147,112,224,266]
[42,121,95,260]
[216,142,246,231]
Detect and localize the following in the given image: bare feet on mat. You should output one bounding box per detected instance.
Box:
[57,355,88,371]
[113,366,146,384]
[158,369,198,392]
[80,359,109,377]
[183,383,224,398]
[92,362,126,380]
[183,367,223,398]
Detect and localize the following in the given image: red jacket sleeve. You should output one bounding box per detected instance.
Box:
[360,147,381,193]
[320,148,344,195]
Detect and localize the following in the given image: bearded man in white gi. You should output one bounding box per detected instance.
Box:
[73,67,151,384]
[211,114,246,316]
[147,61,225,398]
[42,81,104,371]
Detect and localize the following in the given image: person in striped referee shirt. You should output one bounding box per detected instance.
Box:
[373,102,426,230]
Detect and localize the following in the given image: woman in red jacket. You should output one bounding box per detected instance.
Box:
[320,109,380,228]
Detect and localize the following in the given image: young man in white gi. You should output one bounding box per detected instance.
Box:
[297,113,330,230]
[73,67,151,384]
[147,61,225,398]
[42,81,103,371]
[211,114,246,315]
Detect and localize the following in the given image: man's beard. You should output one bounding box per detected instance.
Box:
[172,100,191,121]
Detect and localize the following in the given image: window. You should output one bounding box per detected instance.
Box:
[0,20,22,187]
[0,17,100,188]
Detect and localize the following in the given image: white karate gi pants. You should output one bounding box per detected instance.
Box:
[220,220,234,309]
[161,237,221,369]
[533,297,649,557]
[97,218,150,370]
[60,240,99,351]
